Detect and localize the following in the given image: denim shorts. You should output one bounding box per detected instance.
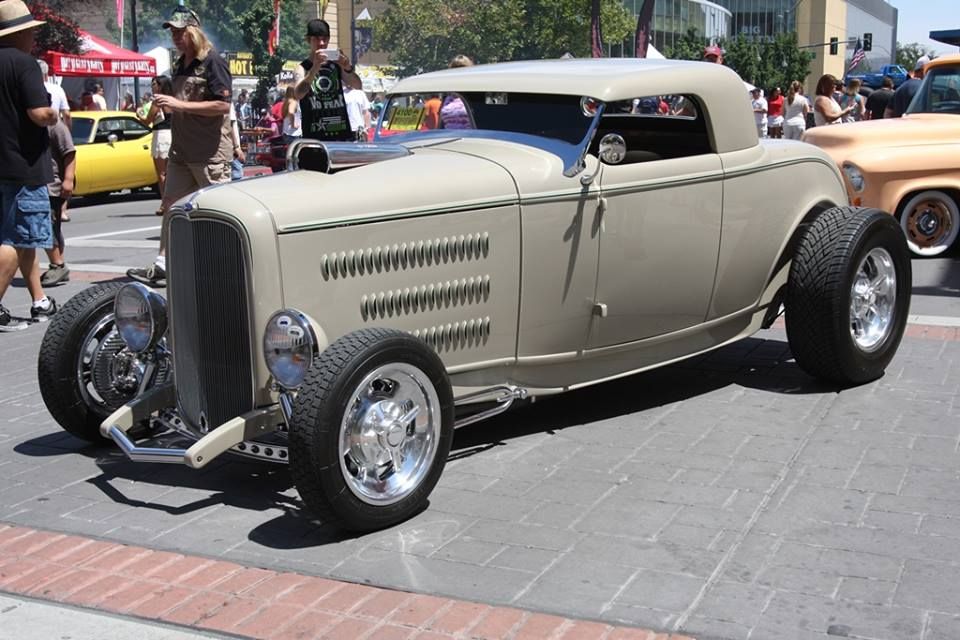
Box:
[0,183,53,249]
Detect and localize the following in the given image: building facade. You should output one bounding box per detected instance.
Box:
[621,0,896,84]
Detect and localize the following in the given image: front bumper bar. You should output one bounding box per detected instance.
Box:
[100,383,282,469]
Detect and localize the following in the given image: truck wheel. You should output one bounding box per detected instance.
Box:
[37,282,167,442]
[898,190,959,257]
[786,206,911,386]
[290,328,454,532]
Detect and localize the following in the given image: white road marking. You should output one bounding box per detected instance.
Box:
[69,225,161,241]
[70,239,158,249]
[69,264,134,274]
[907,314,960,327]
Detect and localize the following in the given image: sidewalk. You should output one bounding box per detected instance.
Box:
[0,524,677,640]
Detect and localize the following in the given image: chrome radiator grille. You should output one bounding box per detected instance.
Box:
[168,216,254,431]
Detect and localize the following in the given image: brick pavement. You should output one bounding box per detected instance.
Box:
[1,278,959,640]
[0,524,677,640]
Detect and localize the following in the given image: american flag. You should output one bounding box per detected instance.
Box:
[849,39,866,69]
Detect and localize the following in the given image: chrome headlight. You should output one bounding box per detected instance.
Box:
[114,283,167,353]
[263,309,319,389]
[842,163,865,192]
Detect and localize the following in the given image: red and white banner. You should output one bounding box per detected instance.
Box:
[45,30,156,78]
[116,0,124,31]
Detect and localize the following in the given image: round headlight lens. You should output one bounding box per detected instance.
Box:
[263,310,318,389]
[114,283,167,353]
[843,163,865,192]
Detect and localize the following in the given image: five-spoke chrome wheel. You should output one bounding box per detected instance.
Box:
[849,247,896,353]
[340,363,441,505]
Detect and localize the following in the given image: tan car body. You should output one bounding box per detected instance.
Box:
[179,59,847,406]
[803,54,960,254]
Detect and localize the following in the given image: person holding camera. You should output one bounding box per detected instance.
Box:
[292,19,362,141]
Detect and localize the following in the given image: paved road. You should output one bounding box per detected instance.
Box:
[1,194,959,640]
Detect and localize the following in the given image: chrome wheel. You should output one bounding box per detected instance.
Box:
[900,191,959,256]
[849,247,897,352]
[339,363,441,505]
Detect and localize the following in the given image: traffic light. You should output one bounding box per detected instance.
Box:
[863,33,872,51]
[829,37,839,55]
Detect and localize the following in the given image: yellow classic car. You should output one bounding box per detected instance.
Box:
[71,110,158,198]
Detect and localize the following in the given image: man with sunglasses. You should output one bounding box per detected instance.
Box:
[127,6,232,287]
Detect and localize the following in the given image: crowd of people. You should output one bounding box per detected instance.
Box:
[702,44,932,141]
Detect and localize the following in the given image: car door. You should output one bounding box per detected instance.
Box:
[588,96,723,348]
[91,116,154,192]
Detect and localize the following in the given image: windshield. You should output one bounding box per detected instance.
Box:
[71,117,95,144]
[906,65,960,115]
[375,92,595,145]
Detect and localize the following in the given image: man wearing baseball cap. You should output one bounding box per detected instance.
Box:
[0,0,59,330]
[127,5,233,287]
[703,44,723,64]
[293,18,362,141]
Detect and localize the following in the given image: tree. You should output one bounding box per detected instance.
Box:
[28,1,82,57]
[663,26,703,61]
[896,42,936,70]
[666,28,813,92]
[373,0,634,77]
[238,0,290,112]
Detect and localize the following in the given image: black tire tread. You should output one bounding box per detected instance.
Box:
[786,206,909,384]
[37,281,126,442]
[289,328,452,531]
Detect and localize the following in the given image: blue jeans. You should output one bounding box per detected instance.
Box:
[231,158,243,181]
[0,183,52,249]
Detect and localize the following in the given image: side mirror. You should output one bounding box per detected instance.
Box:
[598,134,627,165]
[107,133,119,145]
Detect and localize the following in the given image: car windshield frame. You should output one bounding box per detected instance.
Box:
[373,92,605,177]
[906,65,960,115]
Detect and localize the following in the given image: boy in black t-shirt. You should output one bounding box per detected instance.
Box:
[292,19,363,141]
[0,0,58,331]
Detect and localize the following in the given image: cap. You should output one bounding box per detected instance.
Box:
[914,55,930,71]
[703,44,723,58]
[163,8,200,29]
[306,18,330,38]
[0,0,45,38]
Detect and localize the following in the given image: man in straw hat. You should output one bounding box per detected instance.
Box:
[0,0,59,331]
[126,5,233,287]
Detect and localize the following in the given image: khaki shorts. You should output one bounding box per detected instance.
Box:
[163,158,231,207]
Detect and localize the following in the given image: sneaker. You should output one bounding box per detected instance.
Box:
[126,264,166,287]
[0,305,28,332]
[30,298,57,322]
[40,263,70,286]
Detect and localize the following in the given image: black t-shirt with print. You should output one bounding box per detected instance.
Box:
[299,59,352,141]
[0,46,52,185]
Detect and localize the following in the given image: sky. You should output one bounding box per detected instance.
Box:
[889,0,957,56]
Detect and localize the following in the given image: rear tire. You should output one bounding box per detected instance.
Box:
[290,328,454,532]
[786,206,911,385]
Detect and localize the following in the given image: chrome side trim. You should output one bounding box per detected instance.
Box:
[453,384,527,429]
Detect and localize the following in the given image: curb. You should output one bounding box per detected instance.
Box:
[0,524,693,640]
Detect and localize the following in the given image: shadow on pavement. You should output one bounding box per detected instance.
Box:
[451,336,832,456]
[11,336,830,549]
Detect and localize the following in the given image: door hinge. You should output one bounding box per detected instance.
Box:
[593,302,608,318]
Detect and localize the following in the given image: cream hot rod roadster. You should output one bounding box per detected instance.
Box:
[38,59,912,532]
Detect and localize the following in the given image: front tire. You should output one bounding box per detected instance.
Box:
[898,190,959,257]
[37,283,169,442]
[290,328,454,532]
[786,206,911,385]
